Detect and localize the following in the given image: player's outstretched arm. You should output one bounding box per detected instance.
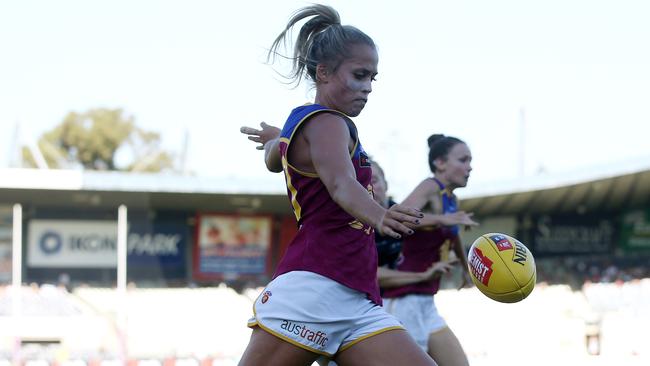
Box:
[240,122,282,173]
[401,180,479,228]
[378,258,458,288]
[401,179,443,227]
[304,114,422,238]
[377,267,430,288]
[452,236,472,289]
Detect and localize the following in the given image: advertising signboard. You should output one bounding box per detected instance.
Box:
[27,219,187,274]
[193,214,271,280]
[620,209,650,251]
[527,214,615,256]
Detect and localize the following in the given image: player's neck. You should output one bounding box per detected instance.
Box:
[433,176,457,192]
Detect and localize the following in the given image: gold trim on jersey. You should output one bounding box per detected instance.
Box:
[282,107,358,178]
[348,220,364,230]
[439,187,455,199]
[279,137,318,178]
[440,239,451,261]
[282,155,302,221]
[287,163,319,178]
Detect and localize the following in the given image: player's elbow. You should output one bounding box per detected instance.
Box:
[265,155,283,172]
[377,277,399,289]
[266,162,283,173]
[264,143,283,173]
[376,270,391,287]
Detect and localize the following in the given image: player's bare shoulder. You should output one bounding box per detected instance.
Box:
[423,177,442,194]
[424,178,444,211]
[403,178,440,211]
[304,111,355,150]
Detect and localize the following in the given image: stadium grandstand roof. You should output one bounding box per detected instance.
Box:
[0,168,289,213]
[458,156,650,216]
[2,156,650,216]
[0,168,286,194]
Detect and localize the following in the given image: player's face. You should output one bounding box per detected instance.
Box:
[371,166,388,207]
[439,143,472,189]
[317,43,378,117]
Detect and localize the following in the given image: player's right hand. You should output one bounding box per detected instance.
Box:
[240,122,281,150]
[377,204,423,239]
[424,258,459,280]
[439,211,479,227]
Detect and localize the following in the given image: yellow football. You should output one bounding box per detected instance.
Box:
[467,233,536,303]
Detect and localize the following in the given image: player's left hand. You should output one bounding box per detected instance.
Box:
[439,211,479,227]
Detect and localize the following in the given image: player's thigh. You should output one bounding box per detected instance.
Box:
[334,329,436,366]
[427,327,469,366]
[239,327,320,366]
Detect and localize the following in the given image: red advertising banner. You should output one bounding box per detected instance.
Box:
[193,213,272,280]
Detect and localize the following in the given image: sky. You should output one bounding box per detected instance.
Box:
[1,0,650,201]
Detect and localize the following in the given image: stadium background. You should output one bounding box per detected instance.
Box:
[1,162,649,366]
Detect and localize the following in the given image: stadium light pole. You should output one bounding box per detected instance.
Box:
[117,204,128,363]
[117,204,128,293]
[12,204,23,365]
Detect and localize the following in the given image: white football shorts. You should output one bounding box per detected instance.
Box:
[382,294,448,352]
[248,271,404,357]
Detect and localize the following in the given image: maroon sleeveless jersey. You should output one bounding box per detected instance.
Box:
[382,228,457,297]
[274,103,381,305]
[383,178,460,297]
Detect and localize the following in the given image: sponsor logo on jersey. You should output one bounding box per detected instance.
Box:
[261,291,272,304]
[490,234,513,251]
[469,247,494,286]
[280,320,329,347]
[512,240,528,266]
[359,150,371,167]
[349,219,373,235]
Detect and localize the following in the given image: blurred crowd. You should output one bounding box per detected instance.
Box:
[536,255,650,290]
[1,267,649,363]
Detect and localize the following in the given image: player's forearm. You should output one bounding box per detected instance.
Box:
[264,138,283,173]
[418,213,444,227]
[377,267,428,288]
[329,175,385,230]
[453,239,469,274]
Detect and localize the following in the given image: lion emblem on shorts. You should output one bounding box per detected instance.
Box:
[261,291,272,304]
